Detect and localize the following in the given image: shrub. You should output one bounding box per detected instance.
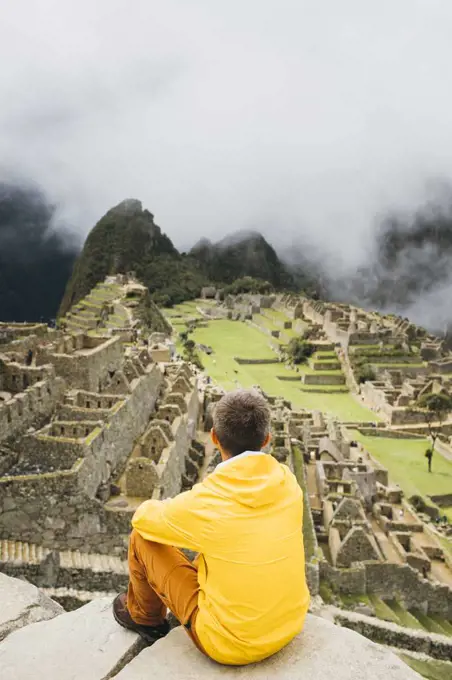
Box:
[286,338,315,365]
[356,363,376,384]
[223,276,273,295]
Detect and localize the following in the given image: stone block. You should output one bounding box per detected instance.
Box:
[0,573,63,641]
[335,609,452,661]
[0,597,142,680]
[115,614,420,679]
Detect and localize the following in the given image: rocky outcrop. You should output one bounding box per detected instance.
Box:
[190,231,294,289]
[58,199,206,314]
[335,609,452,661]
[0,596,142,680]
[0,573,63,641]
[116,614,420,680]
[0,576,421,680]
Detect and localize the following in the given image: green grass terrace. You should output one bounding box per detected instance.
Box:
[167,312,377,422]
[348,430,452,522]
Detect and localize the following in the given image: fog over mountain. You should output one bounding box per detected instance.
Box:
[0,182,78,321]
[2,2,452,327]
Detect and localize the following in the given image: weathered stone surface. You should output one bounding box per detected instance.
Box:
[115,613,421,679]
[0,573,63,641]
[335,609,452,661]
[0,597,142,680]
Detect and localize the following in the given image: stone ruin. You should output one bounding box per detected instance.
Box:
[2,281,452,673]
[291,410,452,626]
[0,276,207,608]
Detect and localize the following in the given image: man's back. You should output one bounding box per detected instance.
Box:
[132,452,309,665]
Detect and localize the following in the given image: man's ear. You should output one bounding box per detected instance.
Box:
[262,432,272,448]
[211,428,219,446]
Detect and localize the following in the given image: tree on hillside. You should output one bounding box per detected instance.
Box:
[285,338,315,365]
[355,363,376,384]
[415,392,452,472]
[223,277,273,295]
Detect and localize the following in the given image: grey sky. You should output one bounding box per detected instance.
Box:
[1,0,452,263]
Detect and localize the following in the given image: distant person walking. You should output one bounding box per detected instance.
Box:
[425,448,433,473]
[25,349,33,366]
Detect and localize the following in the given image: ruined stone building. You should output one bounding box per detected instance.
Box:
[0,276,206,607]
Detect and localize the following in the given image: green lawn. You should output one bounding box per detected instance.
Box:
[254,314,279,332]
[263,308,292,322]
[280,326,299,339]
[315,350,338,359]
[400,654,452,680]
[193,319,276,359]
[438,535,452,560]
[253,313,299,341]
[349,431,452,500]
[189,319,376,421]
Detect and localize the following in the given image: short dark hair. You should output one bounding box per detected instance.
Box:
[213,389,270,457]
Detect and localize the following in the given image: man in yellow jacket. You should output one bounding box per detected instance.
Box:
[113,389,309,665]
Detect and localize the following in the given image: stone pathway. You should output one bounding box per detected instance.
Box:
[370,519,403,564]
[306,462,322,511]
[0,539,128,575]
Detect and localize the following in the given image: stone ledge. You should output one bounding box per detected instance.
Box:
[334,609,452,661]
[0,596,143,680]
[0,573,63,641]
[115,613,421,680]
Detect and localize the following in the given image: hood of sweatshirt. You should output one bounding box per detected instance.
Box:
[203,452,291,508]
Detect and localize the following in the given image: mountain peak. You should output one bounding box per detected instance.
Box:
[189,230,294,289]
[109,198,143,218]
[216,229,263,249]
[59,200,183,315]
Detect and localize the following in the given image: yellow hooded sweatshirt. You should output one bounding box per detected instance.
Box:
[132,452,310,665]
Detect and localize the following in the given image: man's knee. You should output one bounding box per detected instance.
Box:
[129,529,159,556]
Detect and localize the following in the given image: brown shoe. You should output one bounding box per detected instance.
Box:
[113,593,170,644]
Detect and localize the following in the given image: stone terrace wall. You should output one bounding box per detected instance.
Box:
[335,609,452,661]
[0,371,65,444]
[0,365,163,553]
[234,357,280,365]
[290,447,320,596]
[155,386,200,499]
[38,336,123,391]
[304,374,346,386]
[0,322,48,340]
[320,559,452,619]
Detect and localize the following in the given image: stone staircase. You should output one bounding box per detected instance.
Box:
[59,548,127,573]
[0,539,48,565]
[0,539,128,572]
[62,282,123,333]
[0,540,128,608]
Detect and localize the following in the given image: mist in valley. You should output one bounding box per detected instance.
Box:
[2,2,452,329]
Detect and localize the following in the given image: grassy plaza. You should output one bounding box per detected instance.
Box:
[164,306,377,422]
[350,430,452,518]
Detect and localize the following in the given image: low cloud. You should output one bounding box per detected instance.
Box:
[1,2,452,327]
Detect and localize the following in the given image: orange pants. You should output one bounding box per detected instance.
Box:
[127,529,205,653]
